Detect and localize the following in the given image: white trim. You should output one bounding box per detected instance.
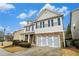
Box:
[28,34,30,43]
[36,35,61,48]
[58,35,61,48]
[63,32,65,47]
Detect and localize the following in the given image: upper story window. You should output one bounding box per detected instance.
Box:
[43,21,45,28]
[40,21,42,28]
[36,23,37,29]
[53,18,58,26]
[40,21,45,28]
[48,20,51,27]
[32,25,34,31]
[26,26,30,31]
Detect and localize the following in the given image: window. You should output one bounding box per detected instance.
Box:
[43,21,45,28]
[58,18,60,25]
[51,19,53,26]
[26,26,30,31]
[48,20,50,27]
[32,25,34,31]
[40,22,42,28]
[36,23,37,29]
[53,18,58,26]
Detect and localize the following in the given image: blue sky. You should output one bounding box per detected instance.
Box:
[0,3,79,34]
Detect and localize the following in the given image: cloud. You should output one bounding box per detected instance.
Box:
[0,26,4,30]
[0,26,11,33]
[6,26,10,32]
[17,13,27,19]
[17,10,37,19]
[0,3,15,11]
[27,10,37,17]
[19,21,28,26]
[40,3,70,16]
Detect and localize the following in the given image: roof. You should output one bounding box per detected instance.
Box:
[24,8,63,27]
[71,8,79,13]
[35,9,62,21]
[13,29,24,34]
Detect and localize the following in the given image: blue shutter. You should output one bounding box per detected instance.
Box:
[51,19,53,26]
[48,20,50,27]
[58,18,60,25]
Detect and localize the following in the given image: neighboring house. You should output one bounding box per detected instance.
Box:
[13,29,25,41]
[13,9,65,48]
[71,8,79,39]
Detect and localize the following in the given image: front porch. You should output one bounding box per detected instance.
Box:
[24,33,35,44]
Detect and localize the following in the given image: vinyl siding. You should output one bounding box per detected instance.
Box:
[13,29,25,41]
[71,10,79,39]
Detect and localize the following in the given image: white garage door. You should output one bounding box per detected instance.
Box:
[36,35,60,48]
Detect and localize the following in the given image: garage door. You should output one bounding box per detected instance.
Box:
[36,35,60,48]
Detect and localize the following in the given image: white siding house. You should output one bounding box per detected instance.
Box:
[13,9,65,48]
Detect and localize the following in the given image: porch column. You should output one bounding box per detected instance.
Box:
[28,34,30,43]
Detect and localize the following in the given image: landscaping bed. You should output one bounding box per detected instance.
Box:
[12,40,31,48]
[3,46,27,53]
[3,40,32,53]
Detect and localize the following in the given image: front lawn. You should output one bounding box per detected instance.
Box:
[3,46,28,53]
[61,48,79,56]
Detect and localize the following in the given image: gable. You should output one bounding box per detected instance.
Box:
[36,9,60,21]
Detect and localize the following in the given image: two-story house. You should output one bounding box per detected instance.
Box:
[13,9,65,48]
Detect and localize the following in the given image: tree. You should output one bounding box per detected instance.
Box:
[0,31,4,46]
[5,33,13,41]
[66,24,72,39]
[66,24,71,35]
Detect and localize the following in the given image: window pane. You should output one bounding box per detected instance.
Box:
[32,25,34,31]
[43,21,45,28]
[26,26,30,31]
[40,22,42,28]
[36,23,37,29]
[53,19,58,26]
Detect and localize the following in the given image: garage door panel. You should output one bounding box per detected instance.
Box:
[36,36,41,46]
[41,36,47,46]
[47,36,53,47]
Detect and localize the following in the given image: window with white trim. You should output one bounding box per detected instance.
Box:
[53,18,58,26]
[26,26,30,31]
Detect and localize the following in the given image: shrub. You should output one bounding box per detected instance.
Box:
[0,39,4,42]
[71,39,79,49]
[21,41,28,43]
[12,40,21,46]
[19,42,31,48]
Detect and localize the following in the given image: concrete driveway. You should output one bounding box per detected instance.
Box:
[0,47,62,56]
[0,48,12,56]
[14,47,62,56]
